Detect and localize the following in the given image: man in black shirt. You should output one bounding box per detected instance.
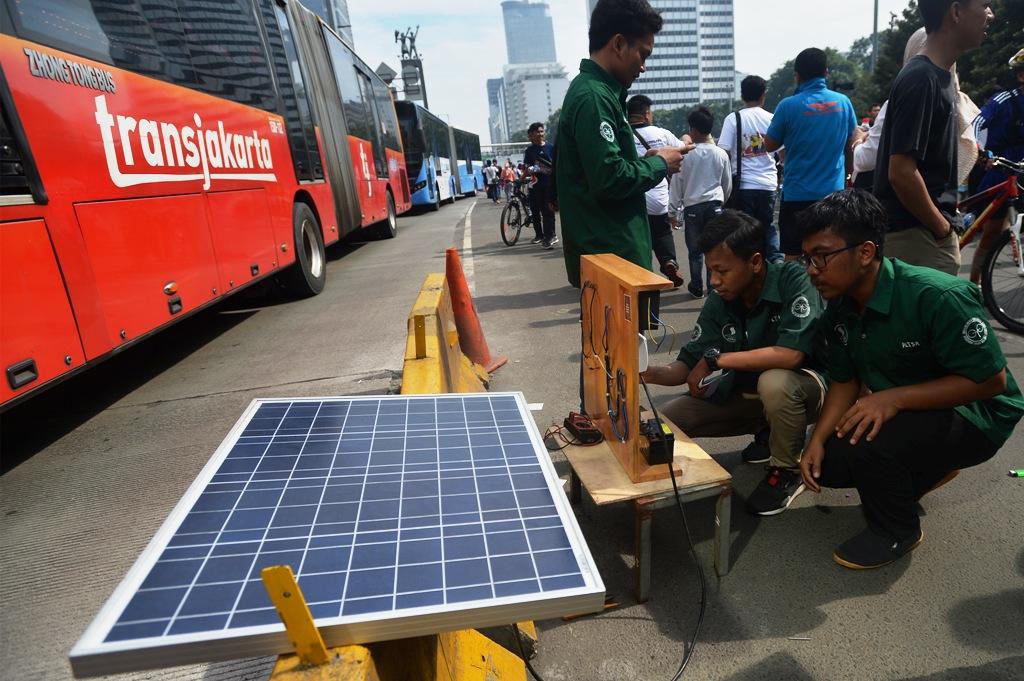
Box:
[873,0,993,275]
[522,122,558,249]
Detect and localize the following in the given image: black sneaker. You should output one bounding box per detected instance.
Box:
[833,528,923,570]
[542,239,553,250]
[661,260,685,288]
[741,428,771,464]
[549,235,559,246]
[686,283,704,299]
[746,467,805,516]
[531,236,544,244]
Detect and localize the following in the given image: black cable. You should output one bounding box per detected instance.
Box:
[640,377,707,680]
[510,623,546,681]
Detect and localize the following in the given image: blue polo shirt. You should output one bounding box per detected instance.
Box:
[767,78,856,202]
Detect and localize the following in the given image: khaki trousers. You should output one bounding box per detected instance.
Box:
[884,226,961,276]
[659,369,825,469]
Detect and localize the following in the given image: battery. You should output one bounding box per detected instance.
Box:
[641,418,674,465]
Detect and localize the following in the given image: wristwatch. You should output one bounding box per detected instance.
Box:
[703,347,721,372]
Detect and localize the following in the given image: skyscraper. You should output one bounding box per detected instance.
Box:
[585,0,736,109]
[501,0,557,64]
[485,0,568,142]
[487,78,509,144]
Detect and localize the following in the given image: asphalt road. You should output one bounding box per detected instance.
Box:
[1,196,1022,681]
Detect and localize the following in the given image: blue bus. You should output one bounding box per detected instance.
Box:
[395,100,454,210]
[452,127,483,198]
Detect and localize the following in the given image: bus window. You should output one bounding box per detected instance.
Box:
[265,1,322,181]
[373,80,402,152]
[7,0,277,112]
[7,0,196,88]
[178,0,275,112]
[358,72,387,178]
[324,35,370,142]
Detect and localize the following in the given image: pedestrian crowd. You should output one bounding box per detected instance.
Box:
[528,0,1023,571]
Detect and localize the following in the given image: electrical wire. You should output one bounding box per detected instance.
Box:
[640,377,708,680]
[510,623,546,681]
[651,311,678,355]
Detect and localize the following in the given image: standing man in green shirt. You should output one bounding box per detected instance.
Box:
[554,0,691,288]
[798,189,1024,569]
[642,211,828,515]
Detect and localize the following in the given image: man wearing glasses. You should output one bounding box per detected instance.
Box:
[798,189,1024,569]
[642,210,827,516]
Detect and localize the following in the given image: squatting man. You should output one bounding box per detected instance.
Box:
[644,192,1023,568]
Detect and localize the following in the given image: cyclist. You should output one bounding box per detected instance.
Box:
[522,122,558,249]
[970,48,1024,283]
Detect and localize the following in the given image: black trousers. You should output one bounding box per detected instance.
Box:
[818,410,999,541]
[648,213,677,268]
[778,199,817,256]
[529,186,556,240]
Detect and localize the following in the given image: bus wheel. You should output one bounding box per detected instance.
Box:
[376,190,398,239]
[280,202,326,297]
[429,184,441,211]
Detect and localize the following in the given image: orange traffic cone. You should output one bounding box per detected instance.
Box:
[445,248,508,373]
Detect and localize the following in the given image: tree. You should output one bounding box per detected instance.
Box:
[870,1,921,104]
[546,107,561,143]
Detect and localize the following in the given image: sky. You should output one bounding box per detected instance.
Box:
[348,0,915,145]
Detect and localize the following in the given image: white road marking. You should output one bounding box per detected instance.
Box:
[462,200,478,296]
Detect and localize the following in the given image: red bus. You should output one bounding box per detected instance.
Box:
[0,0,411,410]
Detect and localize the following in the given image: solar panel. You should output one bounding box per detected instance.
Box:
[70,393,605,677]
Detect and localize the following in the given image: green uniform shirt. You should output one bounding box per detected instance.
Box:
[823,258,1024,446]
[677,262,827,403]
[555,59,668,288]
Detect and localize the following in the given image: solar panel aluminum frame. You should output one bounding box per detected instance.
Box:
[69,393,605,677]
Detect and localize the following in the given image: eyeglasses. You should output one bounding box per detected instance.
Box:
[798,242,866,271]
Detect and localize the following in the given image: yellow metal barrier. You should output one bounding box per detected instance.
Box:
[402,273,489,395]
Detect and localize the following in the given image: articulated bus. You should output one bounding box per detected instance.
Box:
[0,0,410,410]
[394,100,455,210]
[452,128,483,198]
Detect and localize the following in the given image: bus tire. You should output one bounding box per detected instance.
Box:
[429,184,441,211]
[375,190,398,239]
[280,202,326,297]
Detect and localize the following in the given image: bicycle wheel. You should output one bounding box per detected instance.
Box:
[981,229,1024,334]
[500,199,523,246]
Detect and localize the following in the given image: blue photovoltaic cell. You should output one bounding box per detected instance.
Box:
[100,395,590,644]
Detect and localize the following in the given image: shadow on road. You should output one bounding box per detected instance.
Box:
[898,655,1024,680]
[474,286,579,314]
[0,307,256,473]
[0,228,384,473]
[722,651,816,680]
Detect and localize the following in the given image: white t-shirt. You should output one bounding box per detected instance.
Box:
[718,107,778,191]
[631,124,683,215]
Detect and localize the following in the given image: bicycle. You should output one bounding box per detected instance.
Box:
[957,154,1024,334]
[500,179,534,246]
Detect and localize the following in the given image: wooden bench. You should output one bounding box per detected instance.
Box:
[561,420,732,602]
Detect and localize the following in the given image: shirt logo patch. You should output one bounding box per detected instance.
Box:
[900,341,921,349]
[770,314,781,324]
[962,317,988,346]
[834,323,849,346]
[791,296,811,319]
[691,322,702,342]
[599,120,615,143]
[722,323,738,343]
